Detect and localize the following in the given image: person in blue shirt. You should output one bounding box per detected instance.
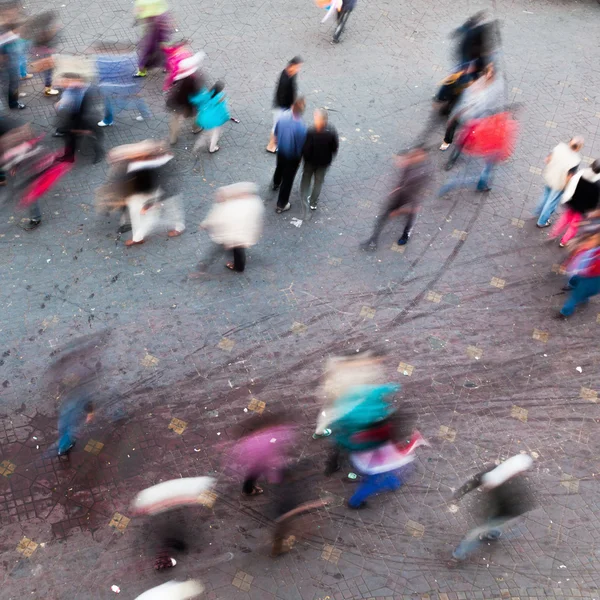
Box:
[272,97,307,213]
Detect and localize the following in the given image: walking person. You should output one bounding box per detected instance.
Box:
[332,0,356,43]
[450,454,534,563]
[272,97,307,213]
[534,137,583,228]
[361,146,432,250]
[551,159,600,247]
[133,0,171,77]
[0,6,26,110]
[163,46,204,144]
[440,62,504,168]
[559,231,600,318]
[22,10,61,97]
[197,182,264,273]
[53,72,103,164]
[190,81,230,154]
[266,56,303,153]
[300,108,338,211]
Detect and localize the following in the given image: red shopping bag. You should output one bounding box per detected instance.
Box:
[459,112,518,162]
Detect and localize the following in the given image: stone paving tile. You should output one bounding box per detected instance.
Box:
[0,0,599,598]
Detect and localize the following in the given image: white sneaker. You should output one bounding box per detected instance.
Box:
[276,203,291,213]
[97,120,113,127]
[439,142,450,151]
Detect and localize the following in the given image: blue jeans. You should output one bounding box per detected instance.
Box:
[102,96,151,124]
[439,160,495,195]
[348,471,403,508]
[18,40,29,77]
[534,186,563,226]
[560,275,600,316]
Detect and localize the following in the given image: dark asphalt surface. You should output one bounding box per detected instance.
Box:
[1,0,599,598]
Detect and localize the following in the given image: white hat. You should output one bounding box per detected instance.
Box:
[174,52,205,81]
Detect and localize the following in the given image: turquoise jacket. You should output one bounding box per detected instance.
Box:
[190,88,230,130]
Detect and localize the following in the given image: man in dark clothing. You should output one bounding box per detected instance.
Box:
[300,108,338,211]
[272,97,307,213]
[332,0,357,43]
[267,56,302,153]
[361,146,432,250]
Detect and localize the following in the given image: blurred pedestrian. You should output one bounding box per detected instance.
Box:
[21,10,60,97]
[451,454,534,562]
[270,461,330,557]
[361,146,431,250]
[101,140,184,246]
[272,97,307,213]
[0,3,26,109]
[190,81,230,154]
[559,230,600,318]
[440,62,504,165]
[225,415,297,497]
[347,431,428,509]
[53,72,103,164]
[332,0,356,43]
[96,53,152,127]
[452,12,495,69]
[534,137,583,228]
[197,182,264,273]
[551,159,600,247]
[164,46,204,144]
[133,0,171,77]
[132,476,215,570]
[300,108,338,211]
[266,56,303,153]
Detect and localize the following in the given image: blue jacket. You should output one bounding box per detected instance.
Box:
[190,89,230,130]
[275,111,307,159]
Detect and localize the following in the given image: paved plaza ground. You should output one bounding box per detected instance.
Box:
[1,0,600,598]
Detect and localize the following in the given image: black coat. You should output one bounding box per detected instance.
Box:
[273,69,296,110]
[566,177,600,215]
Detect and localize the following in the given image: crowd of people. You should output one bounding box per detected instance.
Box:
[1,2,597,597]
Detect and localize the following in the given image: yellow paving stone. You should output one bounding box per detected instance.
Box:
[439,425,456,442]
[532,329,549,343]
[466,346,483,360]
[490,277,505,289]
[291,322,307,335]
[552,263,567,275]
[321,544,342,564]
[529,166,542,175]
[545,121,557,128]
[16,537,38,557]
[360,306,376,319]
[560,474,579,494]
[197,490,217,508]
[217,337,235,352]
[84,439,104,455]
[511,218,525,228]
[248,397,266,414]
[391,243,405,253]
[511,406,528,423]
[0,459,16,477]
[168,417,188,435]
[140,353,159,367]
[580,387,598,402]
[397,362,414,376]
[232,571,253,591]
[427,291,442,303]
[452,229,468,241]
[328,257,342,266]
[109,512,130,532]
[406,520,425,538]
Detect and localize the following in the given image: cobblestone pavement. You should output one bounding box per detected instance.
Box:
[1,0,600,598]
